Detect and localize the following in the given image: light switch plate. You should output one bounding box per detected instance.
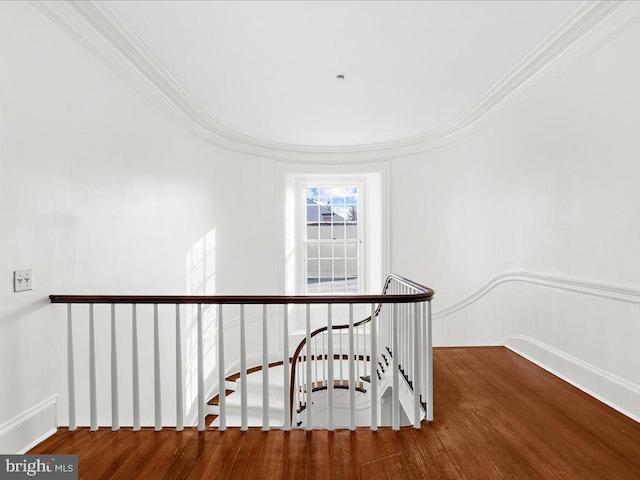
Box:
[14,270,32,292]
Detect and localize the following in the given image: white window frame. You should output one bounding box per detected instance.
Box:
[277,163,390,297]
[300,180,366,295]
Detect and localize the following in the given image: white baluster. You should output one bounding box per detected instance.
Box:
[408,288,411,380]
[327,304,334,430]
[406,290,410,383]
[410,290,413,372]
[197,304,204,431]
[422,302,427,410]
[175,304,184,431]
[132,305,140,431]
[240,304,248,431]
[427,300,433,421]
[218,304,226,431]
[89,304,97,431]
[339,328,343,385]
[400,290,404,379]
[356,320,360,385]
[382,295,386,352]
[283,306,290,431]
[413,302,421,428]
[111,304,119,431]
[262,304,269,430]
[363,322,368,379]
[370,303,377,431]
[294,357,298,425]
[349,303,356,431]
[385,301,389,357]
[392,303,399,430]
[154,304,161,431]
[403,287,407,382]
[296,355,301,424]
[408,291,412,385]
[66,304,76,431]
[306,304,312,430]
[314,337,318,390]
[322,332,326,388]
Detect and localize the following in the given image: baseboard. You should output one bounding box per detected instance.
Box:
[502,335,640,423]
[0,395,58,454]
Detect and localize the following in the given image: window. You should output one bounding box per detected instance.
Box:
[280,163,389,299]
[305,186,360,294]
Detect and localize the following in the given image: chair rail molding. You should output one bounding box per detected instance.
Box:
[29,1,640,163]
[434,270,640,320]
[433,271,640,422]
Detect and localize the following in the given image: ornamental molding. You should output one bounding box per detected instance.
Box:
[31,1,640,163]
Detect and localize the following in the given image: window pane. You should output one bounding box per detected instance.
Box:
[346,206,358,222]
[320,279,333,293]
[345,224,357,239]
[307,259,318,277]
[331,195,345,206]
[320,224,332,239]
[345,194,357,205]
[332,205,348,224]
[318,190,330,205]
[333,224,345,239]
[307,223,318,240]
[321,211,333,224]
[347,259,358,276]
[333,259,346,276]
[332,277,347,294]
[307,242,319,259]
[306,188,318,204]
[346,242,357,258]
[319,243,332,258]
[307,278,319,293]
[346,277,359,294]
[334,243,345,258]
[319,259,332,277]
[306,204,316,222]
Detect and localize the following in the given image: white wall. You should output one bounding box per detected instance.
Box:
[391,19,640,419]
[0,2,279,450]
[3,0,640,453]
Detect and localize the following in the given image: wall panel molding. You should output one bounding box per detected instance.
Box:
[432,272,640,422]
[30,1,640,163]
[434,270,640,320]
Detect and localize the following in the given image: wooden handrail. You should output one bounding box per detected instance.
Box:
[288,274,434,424]
[49,276,433,305]
[52,273,433,430]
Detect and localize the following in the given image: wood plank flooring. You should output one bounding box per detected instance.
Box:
[30,347,640,479]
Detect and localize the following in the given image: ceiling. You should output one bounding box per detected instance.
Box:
[104,1,582,148]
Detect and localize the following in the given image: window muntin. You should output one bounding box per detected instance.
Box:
[305,187,360,294]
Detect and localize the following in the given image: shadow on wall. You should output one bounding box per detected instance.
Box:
[184,229,217,425]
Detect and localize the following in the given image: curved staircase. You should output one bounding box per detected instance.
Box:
[208,364,287,428]
[207,356,419,429]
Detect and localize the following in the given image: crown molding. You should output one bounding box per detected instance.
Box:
[31,1,640,163]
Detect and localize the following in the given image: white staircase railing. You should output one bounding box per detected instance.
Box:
[290,274,433,430]
[50,274,433,431]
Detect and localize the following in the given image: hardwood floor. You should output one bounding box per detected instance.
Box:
[30,347,640,479]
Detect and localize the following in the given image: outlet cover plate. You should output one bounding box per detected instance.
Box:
[14,270,32,292]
